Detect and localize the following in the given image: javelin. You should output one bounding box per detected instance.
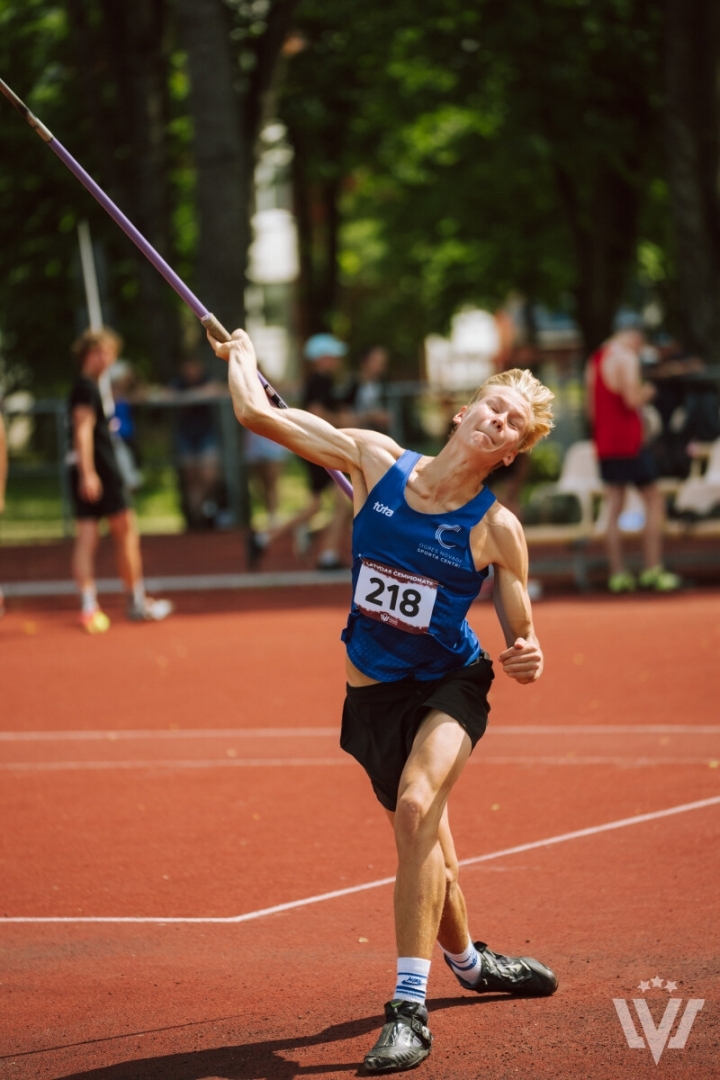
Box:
[0,77,353,499]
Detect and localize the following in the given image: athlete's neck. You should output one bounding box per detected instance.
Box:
[406,444,494,513]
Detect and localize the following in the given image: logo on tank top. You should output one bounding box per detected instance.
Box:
[417,523,465,568]
[372,501,394,517]
[435,523,461,549]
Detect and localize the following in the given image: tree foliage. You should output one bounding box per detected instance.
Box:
[280,0,667,362]
[0,0,712,394]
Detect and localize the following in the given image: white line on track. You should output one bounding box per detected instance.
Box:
[1,724,717,741]
[0,728,338,741]
[3,794,719,925]
[1,756,717,771]
[0,757,351,771]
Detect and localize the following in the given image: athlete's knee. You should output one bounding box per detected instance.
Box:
[109,510,136,542]
[443,850,459,889]
[394,785,442,847]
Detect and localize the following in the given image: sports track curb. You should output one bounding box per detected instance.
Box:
[1,569,352,598]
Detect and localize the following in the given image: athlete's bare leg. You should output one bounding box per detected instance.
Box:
[385,712,472,959]
[436,809,472,954]
[72,519,100,592]
[639,482,664,569]
[386,800,471,957]
[603,484,626,576]
[107,508,143,592]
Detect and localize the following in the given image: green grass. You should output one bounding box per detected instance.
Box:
[1,457,336,543]
[0,469,185,544]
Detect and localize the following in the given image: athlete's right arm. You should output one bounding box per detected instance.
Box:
[73,405,102,502]
[208,329,402,484]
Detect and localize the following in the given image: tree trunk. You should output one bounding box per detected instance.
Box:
[555,163,646,354]
[290,130,316,342]
[665,0,720,361]
[69,0,181,380]
[103,0,180,380]
[175,0,250,375]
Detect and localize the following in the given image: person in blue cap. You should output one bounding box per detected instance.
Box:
[211,327,559,1074]
[247,332,354,569]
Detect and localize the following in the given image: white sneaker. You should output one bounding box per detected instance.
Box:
[127,597,174,622]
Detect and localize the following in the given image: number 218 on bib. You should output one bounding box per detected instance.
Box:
[354,558,438,634]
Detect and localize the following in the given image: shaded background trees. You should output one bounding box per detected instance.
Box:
[0,0,717,391]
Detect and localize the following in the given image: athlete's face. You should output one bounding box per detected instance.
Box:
[453,387,531,466]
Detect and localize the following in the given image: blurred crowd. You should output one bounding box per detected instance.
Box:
[1,312,719,610]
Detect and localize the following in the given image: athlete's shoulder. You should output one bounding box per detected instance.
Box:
[472,499,527,569]
[342,431,408,500]
[352,430,406,472]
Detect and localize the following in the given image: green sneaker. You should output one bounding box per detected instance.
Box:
[638,566,681,592]
[608,571,636,593]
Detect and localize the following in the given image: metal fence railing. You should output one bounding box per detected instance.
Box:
[2,373,591,540]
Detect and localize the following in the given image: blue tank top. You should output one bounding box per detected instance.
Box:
[341,450,496,681]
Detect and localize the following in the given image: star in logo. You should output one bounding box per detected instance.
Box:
[638,980,651,992]
[665,980,678,993]
[651,976,665,988]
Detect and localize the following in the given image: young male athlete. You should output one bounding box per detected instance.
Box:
[209,328,558,1073]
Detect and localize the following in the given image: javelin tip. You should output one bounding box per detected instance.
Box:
[0,76,54,141]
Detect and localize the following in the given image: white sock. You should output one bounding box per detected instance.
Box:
[442,939,481,984]
[394,957,431,1005]
[80,586,98,614]
[131,582,146,607]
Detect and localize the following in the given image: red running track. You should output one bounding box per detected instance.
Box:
[0,587,719,1079]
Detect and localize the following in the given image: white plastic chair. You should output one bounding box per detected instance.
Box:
[594,484,647,535]
[673,437,720,516]
[547,440,604,529]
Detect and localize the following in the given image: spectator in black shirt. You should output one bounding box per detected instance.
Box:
[68,328,173,631]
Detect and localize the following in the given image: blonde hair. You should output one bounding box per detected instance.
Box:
[464,368,554,453]
[71,327,123,365]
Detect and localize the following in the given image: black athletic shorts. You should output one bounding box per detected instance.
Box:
[340,655,494,811]
[69,466,128,520]
[599,447,658,487]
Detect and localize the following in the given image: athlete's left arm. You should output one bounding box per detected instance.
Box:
[480,504,544,684]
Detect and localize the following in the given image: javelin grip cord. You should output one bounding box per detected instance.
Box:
[0,77,353,500]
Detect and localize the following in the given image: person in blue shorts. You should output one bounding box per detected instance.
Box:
[209,328,559,1074]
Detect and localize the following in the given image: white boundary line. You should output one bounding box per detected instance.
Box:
[3,794,718,925]
[0,728,338,742]
[0,757,351,771]
[1,756,717,772]
[1,724,718,742]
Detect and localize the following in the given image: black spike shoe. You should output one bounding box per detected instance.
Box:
[364,1000,433,1073]
[445,941,558,997]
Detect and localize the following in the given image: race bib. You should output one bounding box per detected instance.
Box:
[354,558,438,635]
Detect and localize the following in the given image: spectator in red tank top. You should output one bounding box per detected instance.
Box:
[585,328,680,593]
